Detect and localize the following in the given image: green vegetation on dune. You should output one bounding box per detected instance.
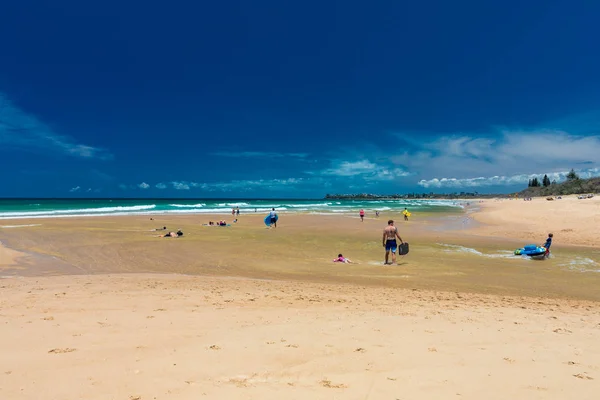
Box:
[519,170,600,197]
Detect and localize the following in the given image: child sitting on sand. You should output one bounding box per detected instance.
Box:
[333,254,352,263]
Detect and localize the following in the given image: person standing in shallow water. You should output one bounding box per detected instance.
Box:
[359,209,365,222]
[383,219,404,265]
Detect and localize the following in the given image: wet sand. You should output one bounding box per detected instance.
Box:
[1,211,599,300]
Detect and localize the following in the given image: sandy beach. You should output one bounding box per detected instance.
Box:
[1,197,600,399]
[467,195,600,248]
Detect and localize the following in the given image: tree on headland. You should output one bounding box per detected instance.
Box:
[542,174,551,187]
[566,169,579,181]
[528,177,540,187]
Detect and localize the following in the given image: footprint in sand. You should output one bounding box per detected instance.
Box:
[320,379,348,389]
[355,348,366,353]
[48,348,76,354]
[573,373,594,380]
[553,328,572,334]
[209,345,221,350]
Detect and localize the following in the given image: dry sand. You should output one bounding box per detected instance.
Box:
[467,195,600,247]
[1,274,599,400]
[1,198,600,399]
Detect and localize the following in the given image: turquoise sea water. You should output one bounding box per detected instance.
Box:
[0,198,463,220]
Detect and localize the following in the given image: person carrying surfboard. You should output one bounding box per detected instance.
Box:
[402,208,410,221]
[269,208,278,228]
[383,219,404,265]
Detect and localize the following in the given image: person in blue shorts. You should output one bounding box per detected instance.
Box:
[382,219,404,265]
[543,233,553,256]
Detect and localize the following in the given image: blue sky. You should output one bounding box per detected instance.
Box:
[1,0,599,197]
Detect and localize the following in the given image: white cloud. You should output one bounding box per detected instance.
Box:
[155,183,167,189]
[171,181,199,190]
[316,160,411,182]
[0,92,112,160]
[392,130,600,187]
[69,186,81,192]
[418,168,600,189]
[138,182,150,189]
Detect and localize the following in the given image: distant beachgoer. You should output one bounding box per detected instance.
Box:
[333,253,352,263]
[403,208,409,221]
[233,219,238,223]
[375,210,380,217]
[269,208,278,228]
[359,209,365,222]
[543,233,553,256]
[255,208,257,213]
[158,230,183,238]
[383,220,404,265]
[232,208,235,216]
[152,226,167,231]
[236,207,240,216]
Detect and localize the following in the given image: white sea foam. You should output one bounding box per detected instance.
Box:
[168,203,206,208]
[1,224,42,228]
[560,257,600,273]
[437,244,518,259]
[286,203,332,208]
[0,204,156,219]
[0,205,156,220]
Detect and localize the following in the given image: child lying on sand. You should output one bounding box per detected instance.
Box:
[157,230,183,238]
[333,254,352,263]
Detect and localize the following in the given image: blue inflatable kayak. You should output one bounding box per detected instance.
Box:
[264,214,279,226]
[514,244,547,258]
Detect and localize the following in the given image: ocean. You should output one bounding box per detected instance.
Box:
[0,198,463,220]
